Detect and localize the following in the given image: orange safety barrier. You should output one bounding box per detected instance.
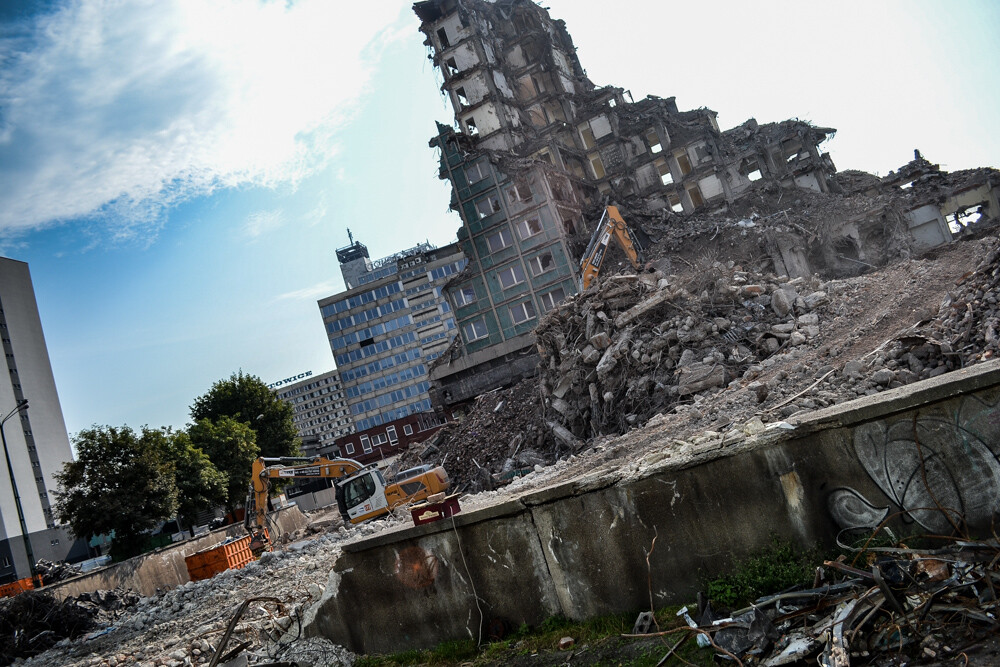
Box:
[0,575,43,598]
[184,535,254,582]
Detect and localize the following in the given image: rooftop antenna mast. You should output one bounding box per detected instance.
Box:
[347,228,354,245]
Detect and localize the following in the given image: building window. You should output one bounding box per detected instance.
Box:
[540,288,566,311]
[454,285,477,307]
[506,183,533,204]
[687,185,705,208]
[475,194,501,219]
[361,435,372,454]
[528,252,555,277]
[515,217,542,240]
[669,194,683,213]
[485,227,513,252]
[436,27,450,48]
[445,57,459,77]
[655,157,673,185]
[675,150,692,176]
[497,264,525,289]
[466,161,488,184]
[403,424,414,436]
[387,425,398,444]
[464,319,488,342]
[589,153,606,179]
[454,87,469,107]
[646,129,663,154]
[345,442,355,455]
[466,116,479,136]
[509,301,537,325]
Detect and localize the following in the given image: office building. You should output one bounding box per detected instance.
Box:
[272,369,354,457]
[0,258,86,582]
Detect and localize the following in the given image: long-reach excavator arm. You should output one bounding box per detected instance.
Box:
[579,205,646,290]
[244,455,449,550]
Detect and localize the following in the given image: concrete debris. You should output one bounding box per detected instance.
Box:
[15,512,369,667]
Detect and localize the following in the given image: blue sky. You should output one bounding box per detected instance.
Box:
[0,0,997,438]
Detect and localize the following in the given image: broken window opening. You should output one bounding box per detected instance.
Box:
[748,169,762,182]
[528,252,555,276]
[497,264,525,289]
[536,149,553,164]
[509,300,537,325]
[445,57,459,77]
[540,288,566,311]
[531,74,547,95]
[466,116,479,136]
[436,27,451,49]
[669,194,684,213]
[515,217,543,240]
[655,158,673,185]
[562,217,577,234]
[466,160,488,184]
[475,194,502,219]
[455,87,470,107]
[360,336,375,348]
[646,129,663,154]
[687,185,705,208]
[675,152,692,176]
[464,318,488,342]
[589,153,606,179]
[485,227,513,252]
[580,126,596,149]
[506,183,533,204]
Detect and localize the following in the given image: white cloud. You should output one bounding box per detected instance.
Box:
[0,0,409,238]
[275,279,342,302]
[243,208,285,240]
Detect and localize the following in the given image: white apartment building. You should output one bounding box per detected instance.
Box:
[273,369,354,456]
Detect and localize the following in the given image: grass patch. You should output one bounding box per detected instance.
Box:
[705,537,820,609]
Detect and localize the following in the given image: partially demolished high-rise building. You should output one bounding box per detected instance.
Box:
[414,0,838,406]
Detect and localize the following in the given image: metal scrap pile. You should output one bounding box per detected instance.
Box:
[534,263,832,441]
[889,241,1000,371]
[674,538,1000,666]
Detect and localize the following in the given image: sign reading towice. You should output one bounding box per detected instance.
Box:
[268,371,313,389]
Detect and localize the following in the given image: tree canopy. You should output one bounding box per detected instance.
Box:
[190,370,299,459]
[156,428,227,530]
[188,417,259,514]
[54,426,179,561]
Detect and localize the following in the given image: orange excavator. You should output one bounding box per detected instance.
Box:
[244,456,449,549]
[578,205,647,290]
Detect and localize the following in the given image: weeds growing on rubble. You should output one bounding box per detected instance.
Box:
[704,537,820,609]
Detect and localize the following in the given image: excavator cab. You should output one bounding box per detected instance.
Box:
[334,469,390,524]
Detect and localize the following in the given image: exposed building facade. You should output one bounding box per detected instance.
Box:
[318,239,465,433]
[272,369,354,457]
[0,258,87,582]
[413,0,838,406]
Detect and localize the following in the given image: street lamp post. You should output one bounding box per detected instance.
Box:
[0,399,35,581]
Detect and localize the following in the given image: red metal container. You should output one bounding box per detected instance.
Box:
[185,535,254,582]
[410,494,462,526]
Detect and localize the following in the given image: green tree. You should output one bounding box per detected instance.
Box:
[54,426,178,561]
[155,428,228,531]
[190,370,299,459]
[188,417,259,515]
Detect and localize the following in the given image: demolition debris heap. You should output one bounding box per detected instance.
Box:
[413,0,999,417]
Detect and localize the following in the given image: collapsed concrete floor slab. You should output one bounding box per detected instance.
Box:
[303,359,1000,655]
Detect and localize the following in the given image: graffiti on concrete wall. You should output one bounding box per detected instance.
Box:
[829,393,1000,534]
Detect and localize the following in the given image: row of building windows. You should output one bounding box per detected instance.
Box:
[335,331,418,367]
[354,399,433,433]
[462,287,566,343]
[329,314,412,351]
[429,259,467,281]
[340,348,423,382]
[357,264,399,286]
[325,298,407,334]
[350,381,431,416]
[345,364,427,399]
[320,282,403,318]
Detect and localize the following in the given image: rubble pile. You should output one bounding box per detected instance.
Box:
[34,558,81,585]
[889,241,1000,370]
[401,381,550,492]
[660,536,1000,666]
[534,262,834,441]
[13,519,375,667]
[1,591,97,666]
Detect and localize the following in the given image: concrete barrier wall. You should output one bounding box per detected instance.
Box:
[304,360,1000,655]
[47,506,309,599]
